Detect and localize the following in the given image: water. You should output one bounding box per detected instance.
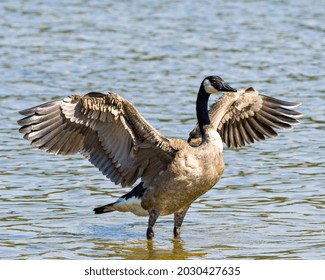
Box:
[1,0,324,259]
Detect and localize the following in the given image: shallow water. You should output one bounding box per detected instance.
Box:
[1,0,324,259]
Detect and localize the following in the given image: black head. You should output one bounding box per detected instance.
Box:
[202,76,237,94]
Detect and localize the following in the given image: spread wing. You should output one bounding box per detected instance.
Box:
[18,92,177,187]
[189,87,302,148]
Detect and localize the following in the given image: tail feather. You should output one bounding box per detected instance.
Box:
[93,202,116,214]
[93,182,147,215]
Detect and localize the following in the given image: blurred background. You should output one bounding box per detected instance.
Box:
[0,0,324,259]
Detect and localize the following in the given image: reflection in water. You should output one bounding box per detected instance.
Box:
[146,238,206,260]
[88,237,206,260]
[84,223,207,259]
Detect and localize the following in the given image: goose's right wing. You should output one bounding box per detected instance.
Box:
[18,92,177,187]
[189,88,302,148]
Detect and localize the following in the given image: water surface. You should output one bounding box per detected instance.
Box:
[1,0,324,259]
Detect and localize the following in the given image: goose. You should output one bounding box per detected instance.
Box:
[17,76,302,239]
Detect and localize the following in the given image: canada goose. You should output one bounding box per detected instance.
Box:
[18,76,302,239]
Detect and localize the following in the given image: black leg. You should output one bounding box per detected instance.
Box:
[173,205,190,238]
[147,209,160,239]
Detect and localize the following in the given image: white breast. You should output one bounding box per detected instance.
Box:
[208,128,224,153]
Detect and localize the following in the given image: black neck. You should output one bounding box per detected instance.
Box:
[196,85,211,136]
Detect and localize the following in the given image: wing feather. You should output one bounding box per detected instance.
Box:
[261,106,301,125]
[247,116,277,138]
[233,122,245,148]
[18,92,177,187]
[189,87,302,148]
[237,121,254,145]
[243,118,265,142]
[228,123,235,148]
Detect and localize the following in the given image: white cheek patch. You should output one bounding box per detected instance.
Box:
[203,79,218,94]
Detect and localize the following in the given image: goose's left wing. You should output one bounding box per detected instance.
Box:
[18,92,177,187]
[189,87,302,148]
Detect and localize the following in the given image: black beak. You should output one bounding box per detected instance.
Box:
[221,81,237,92]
